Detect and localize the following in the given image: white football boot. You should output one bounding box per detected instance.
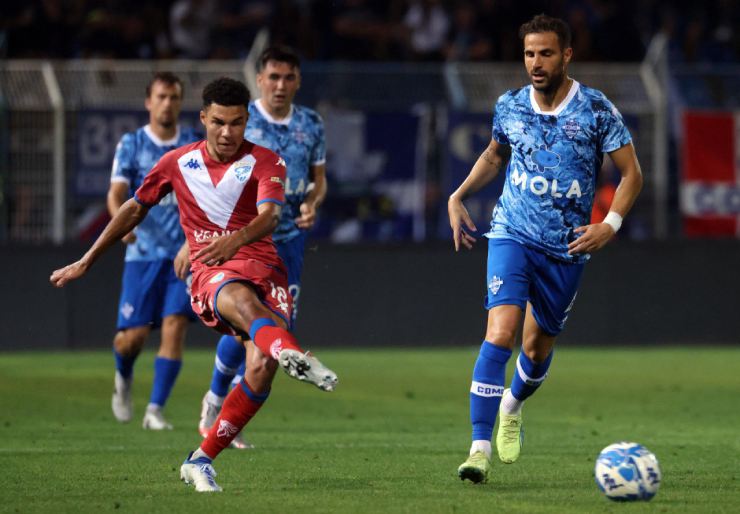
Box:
[142,405,173,430]
[278,349,338,391]
[111,371,133,423]
[180,452,222,492]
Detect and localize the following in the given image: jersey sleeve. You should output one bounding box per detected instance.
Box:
[134,153,173,207]
[491,95,510,145]
[598,98,632,153]
[111,133,136,186]
[256,153,287,207]
[310,114,326,166]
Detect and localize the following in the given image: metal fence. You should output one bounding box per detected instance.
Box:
[0,57,674,244]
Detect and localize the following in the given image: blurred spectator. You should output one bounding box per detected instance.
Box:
[170,0,217,58]
[445,3,493,61]
[402,0,450,61]
[210,0,272,59]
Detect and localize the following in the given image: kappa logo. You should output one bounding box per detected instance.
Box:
[269,339,284,359]
[209,272,225,284]
[563,119,580,139]
[183,158,201,170]
[488,275,503,295]
[217,419,238,438]
[276,157,286,167]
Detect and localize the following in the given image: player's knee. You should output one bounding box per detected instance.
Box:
[484,327,517,347]
[116,328,148,354]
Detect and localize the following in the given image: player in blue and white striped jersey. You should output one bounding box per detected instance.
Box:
[196,47,327,449]
[449,15,643,483]
[108,72,200,430]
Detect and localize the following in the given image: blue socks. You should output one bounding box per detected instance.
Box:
[470,342,512,442]
[149,356,182,407]
[510,349,553,402]
[113,349,137,379]
[209,335,245,397]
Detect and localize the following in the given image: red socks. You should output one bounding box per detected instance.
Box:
[200,379,268,458]
[252,325,303,359]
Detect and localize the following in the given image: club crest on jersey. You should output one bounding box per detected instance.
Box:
[488,275,503,295]
[532,145,561,172]
[233,154,257,183]
[209,272,225,284]
[563,119,580,139]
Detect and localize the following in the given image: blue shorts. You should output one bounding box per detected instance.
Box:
[276,232,307,326]
[116,259,196,330]
[485,238,584,336]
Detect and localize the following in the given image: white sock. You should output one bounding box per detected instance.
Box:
[191,447,213,461]
[205,390,224,407]
[145,403,161,413]
[470,440,492,458]
[500,389,523,415]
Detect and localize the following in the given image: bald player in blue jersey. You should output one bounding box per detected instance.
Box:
[450,15,643,484]
[109,73,200,430]
[191,47,327,448]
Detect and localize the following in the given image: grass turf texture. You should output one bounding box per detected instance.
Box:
[0,347,738,513]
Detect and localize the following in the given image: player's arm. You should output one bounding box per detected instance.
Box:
[50,198,150,287]
[568,142,643,255]
[107,181,137,244]
[296,163,326,230]
[448,138,511,251]
[193,202,282,267]
[174,240,191,280]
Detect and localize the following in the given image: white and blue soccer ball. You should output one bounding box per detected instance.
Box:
[594,442,661,501]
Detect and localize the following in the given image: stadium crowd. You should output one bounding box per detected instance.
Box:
[1,0,737,63]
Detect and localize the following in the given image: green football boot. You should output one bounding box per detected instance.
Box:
[457,451,492,484]
[496,390,523,463]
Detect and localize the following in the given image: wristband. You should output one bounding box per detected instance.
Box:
[603,211,623,233]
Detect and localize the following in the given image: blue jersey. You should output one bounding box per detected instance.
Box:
[111,125,200,262]
[245,99,326,243]
[486,81,631,263]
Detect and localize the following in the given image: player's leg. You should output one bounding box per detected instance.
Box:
[142,313,188,430]
[459,239,529,484]
[198,335,254,450]
[496,304,556,463]
[496,252,584,463]
[112,261,160,423]
[112,326,150,422]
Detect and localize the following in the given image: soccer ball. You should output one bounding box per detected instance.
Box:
[594,442,661,501]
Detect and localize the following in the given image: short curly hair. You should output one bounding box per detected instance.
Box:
[202,77,250,108]
[519,14,572,51]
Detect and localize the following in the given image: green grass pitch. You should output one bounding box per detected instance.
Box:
[1,347,738,513]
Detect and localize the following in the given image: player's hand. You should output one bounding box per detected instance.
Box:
[295,202,317,229]
[193,234,243,267]
[50,260,89,288]
[122,231,137,244]
[174,242,191,280]
[568,223,615,255]
[448,196,477,251]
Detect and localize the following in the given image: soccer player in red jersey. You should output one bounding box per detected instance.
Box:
[50,77,338,492]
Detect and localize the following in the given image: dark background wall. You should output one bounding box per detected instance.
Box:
[2,240,738,350]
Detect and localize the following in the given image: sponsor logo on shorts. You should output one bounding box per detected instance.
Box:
[270,339,284,359]
[488,275,503,295]
[217,419,238,438]
[470,381,504,397]
[209,272,225,284]
[120,302,134,319]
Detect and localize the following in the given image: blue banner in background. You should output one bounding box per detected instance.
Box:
[75,109,201,197]
[439,111,505,239]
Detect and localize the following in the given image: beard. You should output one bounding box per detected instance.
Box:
[157,113,176,128]
[531,64,566,95]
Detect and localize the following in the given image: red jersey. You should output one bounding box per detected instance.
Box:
[135,140,286,273]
